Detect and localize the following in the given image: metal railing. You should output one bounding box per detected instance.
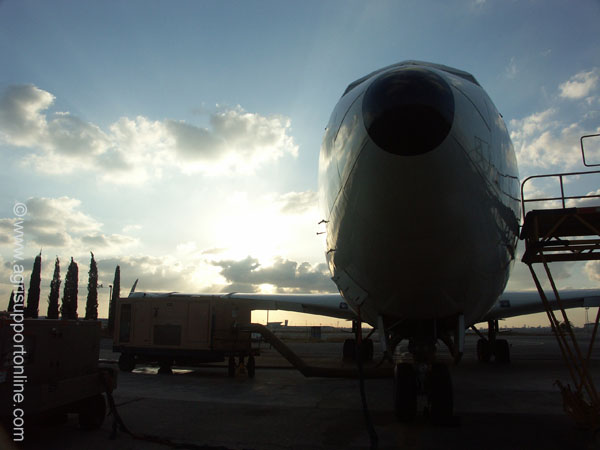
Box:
[520,170,600,220]
[581,133,600,167]
[520,133,600,219]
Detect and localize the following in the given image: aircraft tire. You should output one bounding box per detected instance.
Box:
[363,338,374,361]
[428,363,453,424]
[495,339,510,363]
[476,339,491,363]
[118,353,135,372]
[356,339,374,362]
[247,355,256,378]
[343,338,356,361]
[394,363,418,421]
[228,355,236,377]
[158,358,173,375]
[78,394,106,430]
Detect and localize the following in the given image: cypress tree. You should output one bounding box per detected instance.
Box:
[47,257,61,319]
[108,265,120,332]
[61,258,78,320]
[7,291,14,312]
[25,252,42,318]
[85,252,98,320]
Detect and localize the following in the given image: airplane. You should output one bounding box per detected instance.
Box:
[131,61,600,423]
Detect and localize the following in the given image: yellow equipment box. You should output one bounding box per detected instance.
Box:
[113,294,256,375]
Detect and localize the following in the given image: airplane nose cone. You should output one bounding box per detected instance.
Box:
[362,67,454,156]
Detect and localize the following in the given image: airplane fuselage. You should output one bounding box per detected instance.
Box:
[318,61,520,332]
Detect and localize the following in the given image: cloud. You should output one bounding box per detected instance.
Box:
[26,197,100,234]
[0,85,298,183]
[106,115,172,183]
[0,219,16,245]
[201,247,227,255]
[0,197,138,254]
[510,108,557,142]
[175,241,198,255]
[0,250,212,312]
[165,120,223,161]
[520,177,564,214]
[171,106,299,175]
[505,57,518,79]
[80,233,137,249]
[278,190,318,215]
[0,250,337,313]
[122,224,142,233]
[0,84,54,147]
[0,85,112,175]
[469,0,487,9]
[97,254,333,297]
[211,106,298,160]
[48,112,110,157]
[559,68,599,100]
[585,261,600,282]
[509,67,600,172]
[19,197,99,249]
[211,256,336,293]
[565,188,600,208]
[97,255,202,294]
[506,243,577,291]
[0,252,206,314]
[511,115,590,170]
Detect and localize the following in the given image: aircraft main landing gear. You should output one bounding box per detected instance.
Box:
[342,337,374,361]
[343,321,375,361]
[228,354,256,378]
[474,320,510,363]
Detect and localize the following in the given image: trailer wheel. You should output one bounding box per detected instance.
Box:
[118,353,135,372]
[41,409,68,426]
[228,355,235,377]
[78,394,106,430]
[247,355,256,378]
[158,358,173,375]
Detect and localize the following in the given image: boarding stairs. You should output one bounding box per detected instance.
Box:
[520,133,600,428]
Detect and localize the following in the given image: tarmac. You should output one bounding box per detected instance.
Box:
[11,333,600,450]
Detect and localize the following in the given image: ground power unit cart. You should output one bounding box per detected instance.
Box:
[113,294,257,376]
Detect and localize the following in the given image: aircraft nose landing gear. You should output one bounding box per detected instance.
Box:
[474,320,511,363]
[426,363,454,424]
[393,336,455,424]
[394,363,418,421]
[394,361,454,424]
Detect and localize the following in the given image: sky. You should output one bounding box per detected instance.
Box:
[1,0,600,327]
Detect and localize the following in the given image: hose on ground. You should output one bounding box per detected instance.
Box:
[355,316,379,450]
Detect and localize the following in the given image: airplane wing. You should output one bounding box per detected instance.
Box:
[130,289,600,325]
[223,293,356,320]
[129,291,356,321]
[481,289,600,322]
